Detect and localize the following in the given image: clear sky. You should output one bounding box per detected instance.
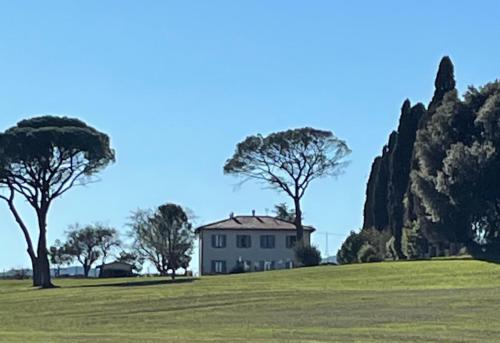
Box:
[1,1,499,273]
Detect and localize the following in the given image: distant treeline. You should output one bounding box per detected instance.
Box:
[338,57,500,264]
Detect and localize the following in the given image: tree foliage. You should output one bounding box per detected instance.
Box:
[351,56,500,261]
[0,116,114,287]
[129,203,194,279]
[273,203,296,222]
[294,243,322,267]
[48,239,73,277]
[64,224,120,277]
[224,127,350,241]
[116,251,145,273]
[337,228,391,264]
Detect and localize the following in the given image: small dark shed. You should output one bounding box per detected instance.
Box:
[97,262,134,278]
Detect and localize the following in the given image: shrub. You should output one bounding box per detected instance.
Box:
[357,243,383,262]
[337,230,364,264]
[294,243,322,267]
[337,228,391,264]
[230,263,246,274]
[401,220,428,259]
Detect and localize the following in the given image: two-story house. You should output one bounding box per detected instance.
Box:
[195,213,315,275]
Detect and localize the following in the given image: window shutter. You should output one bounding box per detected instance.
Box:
[222,235,227,248]
[222,261,227,273]
[248,235,252,248]
[212,235,216,248]
[271,236,275,248]
[211,261,216,273]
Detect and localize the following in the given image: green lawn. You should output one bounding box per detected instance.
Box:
[1,260,500,342]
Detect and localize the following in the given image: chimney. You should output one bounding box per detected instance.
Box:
[252,210,256,217]
[229,212,234,219]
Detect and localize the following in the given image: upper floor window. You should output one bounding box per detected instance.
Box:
[212,234,226,248]
[286,235,297,249]
[260,235,275,249]
[237,235,252,248]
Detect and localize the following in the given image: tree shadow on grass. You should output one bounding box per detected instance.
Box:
[474,256,500,265]
[71,278,197,289]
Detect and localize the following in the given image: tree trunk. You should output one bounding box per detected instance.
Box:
[83,264,90,278]
[36,209,55,288]
[293,197,304,242]
[171,269,176,280]
[37,247,53,288]
[4,196,40,286]
[31,257,41,287]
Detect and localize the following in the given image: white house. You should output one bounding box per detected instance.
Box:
[195,213,315,275]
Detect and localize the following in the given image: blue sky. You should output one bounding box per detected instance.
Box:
[1,1,499,273]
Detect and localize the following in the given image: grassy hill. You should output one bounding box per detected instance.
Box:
[1,259,500,342]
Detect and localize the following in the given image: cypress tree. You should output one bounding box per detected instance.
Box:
[387,101,425,257]
[362,132,397,231]
[363,156,382,230]
[429,56,456,111]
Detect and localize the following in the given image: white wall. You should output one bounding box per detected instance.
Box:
[199,229,312,275]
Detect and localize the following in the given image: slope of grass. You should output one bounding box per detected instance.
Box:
[1,260,500,342]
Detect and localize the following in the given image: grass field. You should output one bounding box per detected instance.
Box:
[1,260,500,342]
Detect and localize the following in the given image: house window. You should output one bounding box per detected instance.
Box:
[286,235,297,249]
[212,234,226,248]
[264,261,275,271]
[260,235,275,249]
[212,260,226,274]
[237,235,251,248]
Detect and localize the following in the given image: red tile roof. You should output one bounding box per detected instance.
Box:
[195,215,315,233]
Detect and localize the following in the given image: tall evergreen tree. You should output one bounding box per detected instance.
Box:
[429,56,456,112]
[387,101,425,257]
[363,156,382,230]
[362,132,396,231]
[404,56,456,249]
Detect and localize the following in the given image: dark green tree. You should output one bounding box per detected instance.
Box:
[421,82,500,254]
[129,203,194,279]
[294,243,322,267]
[273,203,296,222]
[363,156,382,230]
[362,132,396,232]
[337,230,365,264]
[0,116,115,288]
[429,56,456,112]
[387,101,425,257]
[403,57,457,247]
[224,127,350,242]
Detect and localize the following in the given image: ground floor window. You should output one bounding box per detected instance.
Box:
[211,260,226,274]
[258,261,275,271]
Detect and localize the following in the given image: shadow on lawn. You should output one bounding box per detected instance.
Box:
[72,278,197,289]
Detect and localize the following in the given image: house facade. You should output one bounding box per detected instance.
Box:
[195,214,315,275]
